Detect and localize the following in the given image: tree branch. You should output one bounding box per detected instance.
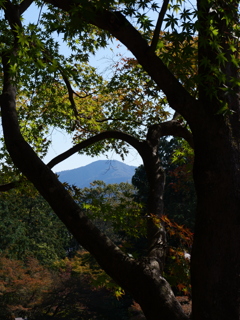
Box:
[4,0,22,30]
[150,0,170,52]
[0,51,189,320]
[1,53,190,319]
[60,70,79,118]
[47,120,193,170]
[158,120,194,148]
[47,130,143,169]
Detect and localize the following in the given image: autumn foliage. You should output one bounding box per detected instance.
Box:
[0,256,52,319]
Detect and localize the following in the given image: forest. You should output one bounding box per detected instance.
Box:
[0,0,239,319]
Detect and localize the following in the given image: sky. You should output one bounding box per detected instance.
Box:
[22,3,143,172]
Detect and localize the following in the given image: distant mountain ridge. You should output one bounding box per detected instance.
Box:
[57,160,137,188]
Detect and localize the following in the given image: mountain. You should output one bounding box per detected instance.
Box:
[57,160,137,188]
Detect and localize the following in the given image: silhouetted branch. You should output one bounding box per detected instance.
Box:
[151,0,170,51]
[48,120,193,169]
[60,71,79,118]
[47,130,142,169]
[157,120,194,148]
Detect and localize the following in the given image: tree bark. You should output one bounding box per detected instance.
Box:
[190,1,240,318]
[190,109,240,320]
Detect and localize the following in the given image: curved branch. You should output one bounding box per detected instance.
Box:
[0,8,191,319]
[0,50,138,307]
[48,120,193,170]
[1,51,189,320]
[47,130,143,169]
[158,120,194,148]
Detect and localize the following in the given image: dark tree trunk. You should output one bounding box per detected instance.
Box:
[191,112,240,320]
[190,1,240,317]
[141,125,167,274]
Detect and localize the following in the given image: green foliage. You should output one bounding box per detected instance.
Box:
[196,1,239,105]
[0,0,238,169]
[72,172,194,295]
[0,0,198,171]
[77,181,146,241]
[0,0,223,173]
[0,182,138,318]
[0,190,76,265]
[55,251,126,300]
[107,57,170,128]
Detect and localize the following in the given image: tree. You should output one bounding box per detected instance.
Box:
[0,1,239,320]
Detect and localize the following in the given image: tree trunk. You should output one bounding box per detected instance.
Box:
[141,125,167,274]
[191,0,240,317]
[191,114,240,320]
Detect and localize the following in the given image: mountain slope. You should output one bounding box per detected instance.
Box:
[57,160,136,188]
